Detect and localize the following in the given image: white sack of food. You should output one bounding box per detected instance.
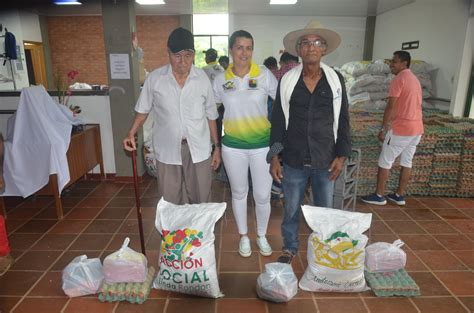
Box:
[299,206,372,293]
[367,60,391,75]
[349,92,371,105]
[153,198,226,298]
[341,61,370,77]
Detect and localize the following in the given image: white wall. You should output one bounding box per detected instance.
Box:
[0,10,31,91]
[373,0,471,100]
[230,15,366,67]
[19,11,42,42]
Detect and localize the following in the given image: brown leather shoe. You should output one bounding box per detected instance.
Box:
[277,250,295,264]
[0,254,13,276]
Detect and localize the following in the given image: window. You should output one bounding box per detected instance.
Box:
[193,14,229,68]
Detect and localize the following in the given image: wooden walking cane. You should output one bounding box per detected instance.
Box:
[131,149,146,256]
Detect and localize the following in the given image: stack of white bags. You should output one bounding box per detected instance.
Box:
[340,59,435,110]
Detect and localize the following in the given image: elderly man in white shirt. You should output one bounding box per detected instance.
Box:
[123,27,221,204]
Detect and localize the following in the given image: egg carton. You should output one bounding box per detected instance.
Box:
[98,266,156,304]
[365,268,420,297]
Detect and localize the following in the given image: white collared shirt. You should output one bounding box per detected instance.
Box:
[135,64,218,165]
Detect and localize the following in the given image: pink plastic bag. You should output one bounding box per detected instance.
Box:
[103,237,147,283]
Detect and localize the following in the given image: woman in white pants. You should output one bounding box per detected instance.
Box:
[213,30,278,257]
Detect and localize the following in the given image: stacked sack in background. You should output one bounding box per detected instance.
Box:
[410,60,436,100]
[340,59,435,109]
[341,60,391,109]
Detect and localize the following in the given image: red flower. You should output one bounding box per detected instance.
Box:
[162,230,170,237]
[191,238,201,247]
[67,70,79,81]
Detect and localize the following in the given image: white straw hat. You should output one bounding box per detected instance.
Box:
[283,20,341,56]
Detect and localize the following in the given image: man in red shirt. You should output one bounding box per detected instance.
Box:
[362,51,423,206]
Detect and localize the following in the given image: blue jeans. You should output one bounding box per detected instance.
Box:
[281,163,334,254]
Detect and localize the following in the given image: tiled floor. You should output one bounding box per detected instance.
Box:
[0,176,472,313]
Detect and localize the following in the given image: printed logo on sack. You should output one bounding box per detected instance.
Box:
[158,228,211,293]
[161,229,203,262]
[312,231,363,270]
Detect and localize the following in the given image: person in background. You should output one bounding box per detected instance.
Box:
[279,52,299,77]
[218,56,230,70]
[263,56,284,199]
[123,27,221,205]
[213,30,278,258]
[268,20,351,264]
[202,48,224,82]
[202,48,225,144]
[264,56,281,80]
[361,51,423,206]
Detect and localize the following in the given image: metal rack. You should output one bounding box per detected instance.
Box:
[0,24,17,90]
[333,148,361,211]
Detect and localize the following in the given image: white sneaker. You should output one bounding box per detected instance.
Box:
[239,236,252,257]
[256,236,272,256]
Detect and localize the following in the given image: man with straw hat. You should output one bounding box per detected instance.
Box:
[268,20,351,264]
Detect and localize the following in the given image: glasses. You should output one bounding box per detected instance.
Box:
[299,39,327,49]
[171,50,194,61]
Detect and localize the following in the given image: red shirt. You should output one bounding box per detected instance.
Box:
[388,69,424,136]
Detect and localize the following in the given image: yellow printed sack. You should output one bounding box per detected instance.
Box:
[299,206,372,292]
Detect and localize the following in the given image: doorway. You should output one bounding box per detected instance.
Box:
[23,41,47,88]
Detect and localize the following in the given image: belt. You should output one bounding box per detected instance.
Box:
[181,138,187,144]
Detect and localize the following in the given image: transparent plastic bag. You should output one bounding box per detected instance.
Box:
[365,239,406,272]
[62,255,104,297]
[256,262,298,303]
[103,237,148,283]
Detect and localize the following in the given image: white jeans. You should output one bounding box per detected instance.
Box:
[221,145,273,236]
[378,130,422,169]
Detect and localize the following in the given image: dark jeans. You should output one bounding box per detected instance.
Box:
[281,163,334,254]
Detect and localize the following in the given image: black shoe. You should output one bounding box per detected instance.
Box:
[277,250,295,264]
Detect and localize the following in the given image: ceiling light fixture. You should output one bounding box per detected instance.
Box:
[54,0,82,5]
[270,0,297,4]
[136,0,165,5]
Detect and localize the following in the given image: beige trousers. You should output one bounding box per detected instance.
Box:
[156,141,212,205]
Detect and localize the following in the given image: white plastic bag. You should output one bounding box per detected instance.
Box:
[103,237,148,283]
[256,262,298,303]
[299,206,372,293]
[62,255,104,297]
[154,198,226,298]
[365,239,406,272]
